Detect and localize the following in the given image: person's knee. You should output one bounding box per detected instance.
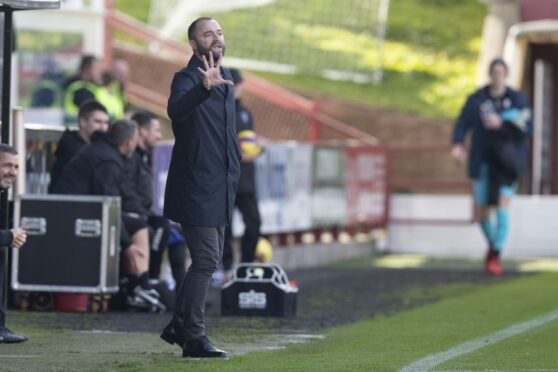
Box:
[189,250,220,274]
[123,243,149,275]
[498,196,511,208]
[477,206,492,220]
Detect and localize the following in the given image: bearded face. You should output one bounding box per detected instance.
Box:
[195,41,226,62]
[0,153,18,190]
[191,19,226,62]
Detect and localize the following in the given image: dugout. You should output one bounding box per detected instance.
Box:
[481,0,558,195]
[503,1,558,195]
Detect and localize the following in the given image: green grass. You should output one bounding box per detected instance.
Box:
[254,69,452,118]
[443,318,558,370]
[114,0,151,23]
[114,0,486,120]
[116,0,486,119]
[216,0,486,119]
[2,272,557,371]
[212,272,558,371]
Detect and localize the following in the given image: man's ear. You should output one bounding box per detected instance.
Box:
[138,126,147,139]
[189,39,197,51]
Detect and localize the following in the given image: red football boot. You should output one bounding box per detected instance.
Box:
[487,253,502,276]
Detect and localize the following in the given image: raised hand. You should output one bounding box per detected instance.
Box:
[197,52,234,90]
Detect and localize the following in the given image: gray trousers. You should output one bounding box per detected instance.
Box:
[173,226,224,341]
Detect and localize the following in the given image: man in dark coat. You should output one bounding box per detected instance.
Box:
[49,100,110,191]
[222,69,261,275]
[452,58,532,276]
[0,145,28,343]
[160,17,241,358]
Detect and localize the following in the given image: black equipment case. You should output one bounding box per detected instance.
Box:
[221,263,298,317]
[11,194,121,294]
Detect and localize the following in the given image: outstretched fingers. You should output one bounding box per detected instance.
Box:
[208,52,215,69]
[214,52,223,69]
[222,78,234,86]
[201,54,210,70]
[197,67,208,77]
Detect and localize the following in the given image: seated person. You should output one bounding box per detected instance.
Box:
[128,110,187,290]
[49,100,110,192]
[52,119,164,311]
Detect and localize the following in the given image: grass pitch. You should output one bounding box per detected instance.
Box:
[1,264,556,371]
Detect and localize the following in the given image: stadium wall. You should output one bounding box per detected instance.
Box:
[388,194,558,258]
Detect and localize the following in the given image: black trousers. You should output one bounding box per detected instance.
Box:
[223,193,261,271]
[0,247,6,327]
[172,226,224,340]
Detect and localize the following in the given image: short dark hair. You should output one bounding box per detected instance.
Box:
[131,110,158,129]
[110,119,137,146]
[78,100,108,120]
[489,58,508,75]
[187,17,213,40]
[80,55,98,73]
[102,71,115,87]
[0,144,17,156]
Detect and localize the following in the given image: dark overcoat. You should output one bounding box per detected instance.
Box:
[164,56,241,227]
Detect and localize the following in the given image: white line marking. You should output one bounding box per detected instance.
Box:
[0,355,38,358]
[78,329,127,334]
[400,308,558,372]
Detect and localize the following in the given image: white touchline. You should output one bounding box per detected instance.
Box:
[0,355,38,358]
[400,308,558,372]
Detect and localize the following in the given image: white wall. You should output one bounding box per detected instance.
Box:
[388,194,558,258]
[15,1,105,57]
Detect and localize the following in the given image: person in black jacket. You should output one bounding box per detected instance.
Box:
[0,145,28,343]
[49,100,110,191]
[52,120,163,311]
[128,110,187,289]
[222,69,261,276]
[160,17,241,358]
[452,58,532,276]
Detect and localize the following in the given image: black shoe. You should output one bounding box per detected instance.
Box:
[182,336,227,358]
[160,322,184,347]
[0,327,28,343]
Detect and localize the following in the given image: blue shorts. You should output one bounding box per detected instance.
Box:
[473,164,516,205]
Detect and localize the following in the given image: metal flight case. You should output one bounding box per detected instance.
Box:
[11,194,121,294]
